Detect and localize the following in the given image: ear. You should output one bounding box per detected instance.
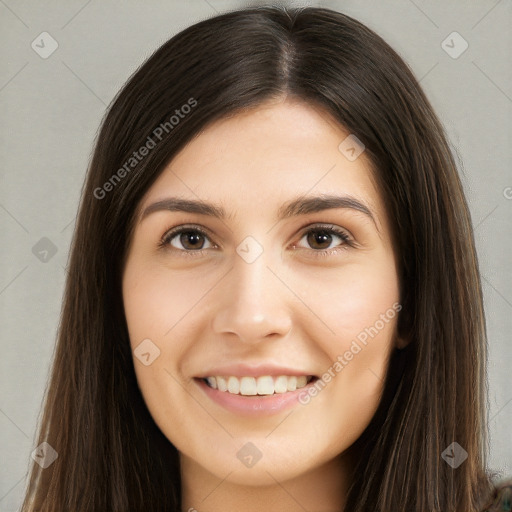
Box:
[395,335,411,350]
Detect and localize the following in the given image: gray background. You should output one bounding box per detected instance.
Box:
[0,0,510,510]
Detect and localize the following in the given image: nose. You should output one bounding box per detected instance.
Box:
[211,249,293,343]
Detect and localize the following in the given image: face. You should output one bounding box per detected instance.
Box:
[122,99,401,487]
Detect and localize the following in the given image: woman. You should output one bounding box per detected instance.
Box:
[21,5,510,511]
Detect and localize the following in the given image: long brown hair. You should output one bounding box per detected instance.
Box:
[21,5,497,511]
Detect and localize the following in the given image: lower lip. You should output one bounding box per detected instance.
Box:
[195,378,316,416]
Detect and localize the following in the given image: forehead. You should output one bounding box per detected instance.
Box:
[140,99,386,229]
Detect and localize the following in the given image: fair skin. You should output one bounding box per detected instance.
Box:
[122,97,403,512]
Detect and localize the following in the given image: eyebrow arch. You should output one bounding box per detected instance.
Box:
[139,193,378,230]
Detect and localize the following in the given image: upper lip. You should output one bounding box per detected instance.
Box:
[196,363,316,379]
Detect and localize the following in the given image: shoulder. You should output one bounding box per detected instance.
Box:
[479,477,512,512]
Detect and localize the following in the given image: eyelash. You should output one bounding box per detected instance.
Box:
[157,223,354,259]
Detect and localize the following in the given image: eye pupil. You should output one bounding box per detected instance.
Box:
[307,230,332,249]
[181,231,204,250]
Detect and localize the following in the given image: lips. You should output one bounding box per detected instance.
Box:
[195,374,319,415]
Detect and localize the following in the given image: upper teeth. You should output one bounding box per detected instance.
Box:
[205,375,311,395]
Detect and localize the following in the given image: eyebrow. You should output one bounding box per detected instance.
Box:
[139,194,378,229]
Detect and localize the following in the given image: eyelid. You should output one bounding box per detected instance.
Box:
[158,222,355,256]
[295,222,353,244]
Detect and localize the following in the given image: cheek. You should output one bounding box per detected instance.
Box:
[122,262,209,348]
[122,261,219,422]
[122,263,186,394]
[298,249,399,351]
[122,265,201,447]
[295,254,399,436]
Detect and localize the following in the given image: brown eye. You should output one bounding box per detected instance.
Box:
[297,225,351,252]
[160,226,214,251]
[306,230,336,250]
[176,231,206,250]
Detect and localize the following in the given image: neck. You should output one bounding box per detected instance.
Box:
[180,448,355,512]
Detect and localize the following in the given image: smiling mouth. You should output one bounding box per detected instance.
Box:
[200,375,317,396]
